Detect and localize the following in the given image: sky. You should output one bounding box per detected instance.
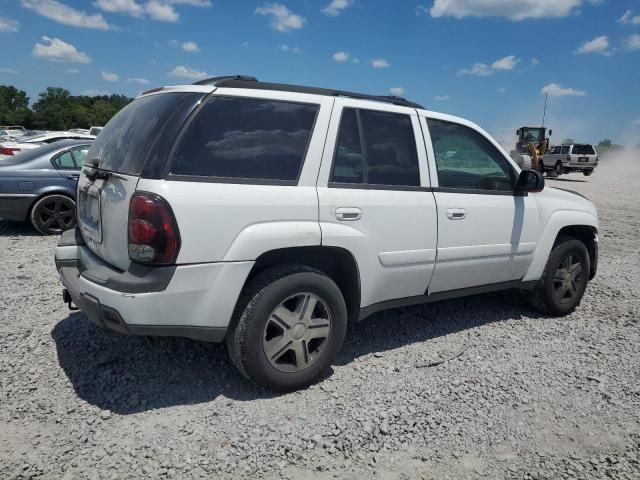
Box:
[1,0,639,147]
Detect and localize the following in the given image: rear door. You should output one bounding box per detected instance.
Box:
[76,89,209,270]
[317,99,437,308]
[422,115,541,293]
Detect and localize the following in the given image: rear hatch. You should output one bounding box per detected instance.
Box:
[76,89,209,270]
[570,144,597,165]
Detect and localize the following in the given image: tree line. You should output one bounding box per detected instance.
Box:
[0,85,132,131]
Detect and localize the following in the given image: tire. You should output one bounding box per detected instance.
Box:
[555,161,564,176]
[521,155,532,170]
[583,169,593,177]
[539,161,545,174]
[227,265,348,392]
[528,237,590,316]
[30,194,76,235]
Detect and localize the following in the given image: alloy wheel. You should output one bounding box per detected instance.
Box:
[552,253,585,305]
[36,197,75,233]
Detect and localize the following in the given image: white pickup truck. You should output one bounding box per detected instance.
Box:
[55,76,599,391]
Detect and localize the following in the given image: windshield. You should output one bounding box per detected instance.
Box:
[522,128,544,144]
[88,92,203,175]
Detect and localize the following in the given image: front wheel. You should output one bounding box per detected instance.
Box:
[528,238,590,316]
[227,265,347,392]
[30,194,76,235]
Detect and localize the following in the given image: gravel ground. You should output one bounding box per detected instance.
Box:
[1,157,639,480]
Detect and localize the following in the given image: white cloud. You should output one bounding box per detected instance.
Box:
[625,34,640,51]
[169,65,209,80]
[429,0,584,21]
[322,0,352,16]
[457,62,493,76]
[352,58,359,63]
[435,95,451,101]
[182,41,199,52]
[415,5,429,16]
[93,0,144,17]
[575,35,612,55]
[371,58,389,68]
[126,77,150,84]
[531,57,540,66]
[81,89,108,96]
[459,54,521,76]
[255,3,305,32]
[491,54,520,70]
[0,16,19,32]
[102,70,119,82]
[66,68,79,74]
[145,0,179,21]
[633,118,640,126]
[279,44,301,53]
[21,0,110,30]
[619,9,640,25]
[497,87,506,93]
[32,36,92,63]
[0,67,19,74]
[168,0,211,6]
[541,83,586,97]
[390,86,405,96]
[333,51,349,62]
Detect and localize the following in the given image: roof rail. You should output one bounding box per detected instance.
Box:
[192,75,258,86]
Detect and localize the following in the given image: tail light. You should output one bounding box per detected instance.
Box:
[0,147,20,156]
[128,192,180,265]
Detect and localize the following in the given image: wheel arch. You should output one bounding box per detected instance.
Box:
[523,211,598,282]
[241,246,361,323]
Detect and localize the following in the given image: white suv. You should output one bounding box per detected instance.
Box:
[540,144,598,176]
[55,76,599,391]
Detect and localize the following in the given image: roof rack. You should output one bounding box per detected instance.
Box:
[192,75,424,109]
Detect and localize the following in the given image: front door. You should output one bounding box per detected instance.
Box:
[422,116,541,293]
[316,99,438,308]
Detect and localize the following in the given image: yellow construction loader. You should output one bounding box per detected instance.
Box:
[510,126,552,171]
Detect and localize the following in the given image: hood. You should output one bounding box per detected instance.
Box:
[539,186,598,219]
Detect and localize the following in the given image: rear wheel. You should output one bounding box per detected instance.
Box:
[30,194,76,235]
[227,265,347,392]
[583,169,593,176]
[528,237,590,316]
[555,161,564,176]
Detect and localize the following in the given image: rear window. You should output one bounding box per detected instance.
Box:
[170,96,318,182]
[89,92,201,175]
[572,144,595,155]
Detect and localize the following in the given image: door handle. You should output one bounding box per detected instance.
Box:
[446,208,466,220]
[335,207,362,221]
[67,174,80,180]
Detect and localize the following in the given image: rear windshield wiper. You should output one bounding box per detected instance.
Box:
[82,157,128,182]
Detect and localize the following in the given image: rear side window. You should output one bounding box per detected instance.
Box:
[561,146,570,154]
[171,97,318,182]
[89,92,202,175]
[330,108,420,187]
[572,144,595,155]
[53,151,76,170]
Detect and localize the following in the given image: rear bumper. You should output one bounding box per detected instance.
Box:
[0,194,36,221]
[55,229,254,342]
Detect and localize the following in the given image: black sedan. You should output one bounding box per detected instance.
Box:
[0,139,93,234]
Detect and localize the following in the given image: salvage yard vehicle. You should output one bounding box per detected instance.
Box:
[55,76,599,391]
[0,139,91,234]
[540,144,598,177]
[0,131,95,159]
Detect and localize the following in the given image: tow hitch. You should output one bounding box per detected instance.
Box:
[62,289,79,311]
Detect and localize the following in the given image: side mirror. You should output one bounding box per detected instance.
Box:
[516,169,544,194]
[516,129,521,135]
[548,129,553,136]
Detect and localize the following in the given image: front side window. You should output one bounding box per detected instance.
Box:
[171,97,318,182]
[428,118,515,192]
[330,108,420,187]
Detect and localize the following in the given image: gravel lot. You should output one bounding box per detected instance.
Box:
[1,156,639,480]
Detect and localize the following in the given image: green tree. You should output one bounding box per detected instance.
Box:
[561,138,574,144]
[0,85,31,126]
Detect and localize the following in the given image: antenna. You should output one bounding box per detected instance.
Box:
[542,92,548,127]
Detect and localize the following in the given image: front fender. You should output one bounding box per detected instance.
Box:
[522,210,598,282]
